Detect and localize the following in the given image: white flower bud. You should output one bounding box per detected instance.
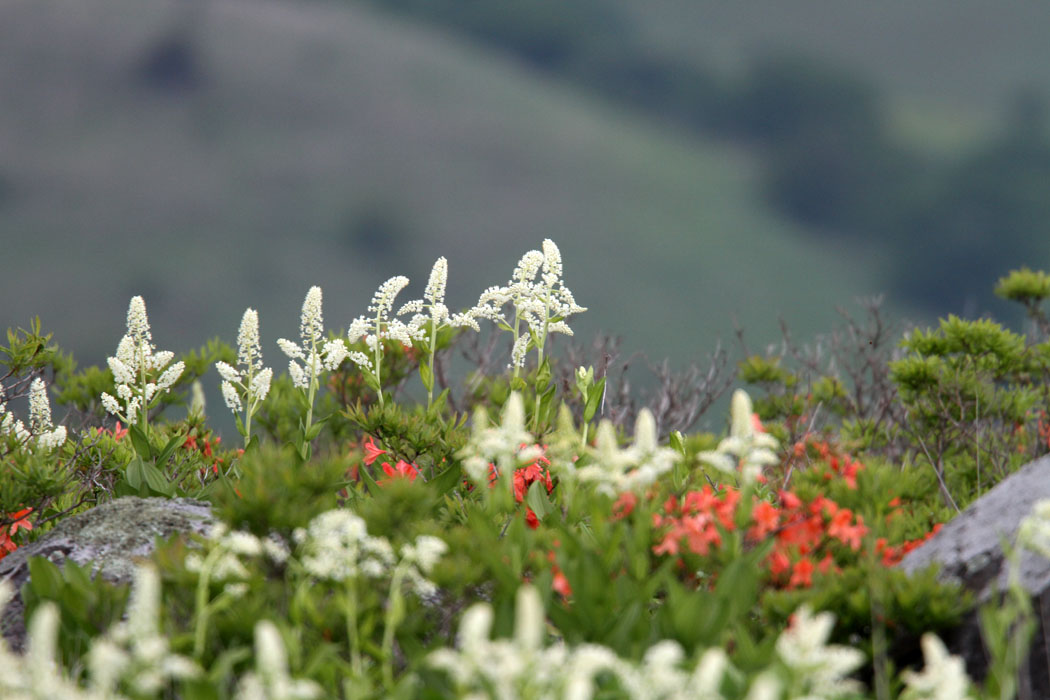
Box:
[276,338,304,360]
[156,362,184,391]
[221,381,243,412]
[250,368,273,403]
[288,361,307,389]
[237,308,262,370]
[28,377,53,434]
[300,286,324,346]
[215,361,240,383]
[322,339,349,370]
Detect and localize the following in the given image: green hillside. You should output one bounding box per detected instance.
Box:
[0,0,918,379]
[614,0,1050,115]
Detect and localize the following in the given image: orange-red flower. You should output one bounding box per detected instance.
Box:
[0,507,33,560]
[363,437,387,466]
[789,557,814,588]
[379,460,420,485]
[611,492,637,521]
[748,500,781,540]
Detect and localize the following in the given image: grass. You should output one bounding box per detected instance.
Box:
[0,0,925,381]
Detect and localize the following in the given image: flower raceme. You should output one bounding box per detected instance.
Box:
[473,240,586,372]
[1,378,66,453]
[277,287,350,390]
[698,389,779,485]
[100,296,185,431]
[216,308,273,445]
[395,257,481,406]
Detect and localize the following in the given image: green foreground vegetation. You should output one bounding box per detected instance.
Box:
[3,242,1050,698]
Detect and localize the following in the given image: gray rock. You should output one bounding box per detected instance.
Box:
[0,496,214,653]
[898,454,1050,700]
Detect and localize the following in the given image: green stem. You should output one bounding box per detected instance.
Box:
[381,566,408,689]
[512,312,522,380]
[346,580,363,677]
[374,312,385,410]
[192,547,222,659]
[426,317,438,409]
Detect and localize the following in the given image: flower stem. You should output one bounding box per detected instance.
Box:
[346,581,363,677]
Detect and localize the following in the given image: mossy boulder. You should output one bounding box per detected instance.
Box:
[0,496,213,652]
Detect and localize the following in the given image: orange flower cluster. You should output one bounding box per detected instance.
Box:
[0,507,32,561]
[184,432,226,476]
[653,486,870,589]
[359,436,421,485]
[791,435,863,489]
[487,450,554,529]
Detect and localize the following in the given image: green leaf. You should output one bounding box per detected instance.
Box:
[358,461,380,496]
[431,463,463,495]
[668,430,686,457]
[305,416,329,442]
[428,389,450,418]
[157,432,185,465]
[125,456,145,490]
[142,460,172,496]
[536,357,552,389]
[525,481,552,522]
[419,361,434,393]
[128,424,152,460]
[583,378,606,423]
[27,556,64,599]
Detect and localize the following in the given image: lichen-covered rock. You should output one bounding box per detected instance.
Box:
[898,455,1050,699]
[0,496,214,653]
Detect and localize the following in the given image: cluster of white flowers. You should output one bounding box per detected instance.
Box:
[473,240,586,369]
[397,534,449,598]
[215,308,273,437]
[85,565,200,696]
[0,383,31,445]
[185,522,290,582]
[397,257,481,338]
[293,509,394,581]
[574,409,679,496]
[292,509,446,597]
[233,620,323,700]
[773,605,865,699]
[431,591,878,700]
[100,296,185,427]
[899,633,974,700]
[458,392,544,486]
[0,568,197,700]
[430,585,740,700]
[0,378,66,452]
[698,390,780,485]
[276,287,351,390]
[347,276,423,354]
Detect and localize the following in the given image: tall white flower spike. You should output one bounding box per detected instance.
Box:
[698,389,780,484]
[101,296,184,429]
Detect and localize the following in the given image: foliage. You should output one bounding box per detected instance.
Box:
[5,260,1050,698]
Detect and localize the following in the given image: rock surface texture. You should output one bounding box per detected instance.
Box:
[0,496,214,653]
[899,454,1050,700]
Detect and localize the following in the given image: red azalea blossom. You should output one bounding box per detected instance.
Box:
[767,549,791,578]
[0,507,33,560]
[789,557,814,589]
[611,492,637,521]
[363,437,387,466]
[748,501,780,540]
[379,460,420,485]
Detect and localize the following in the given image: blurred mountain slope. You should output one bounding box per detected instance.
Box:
[0,0,912,377]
